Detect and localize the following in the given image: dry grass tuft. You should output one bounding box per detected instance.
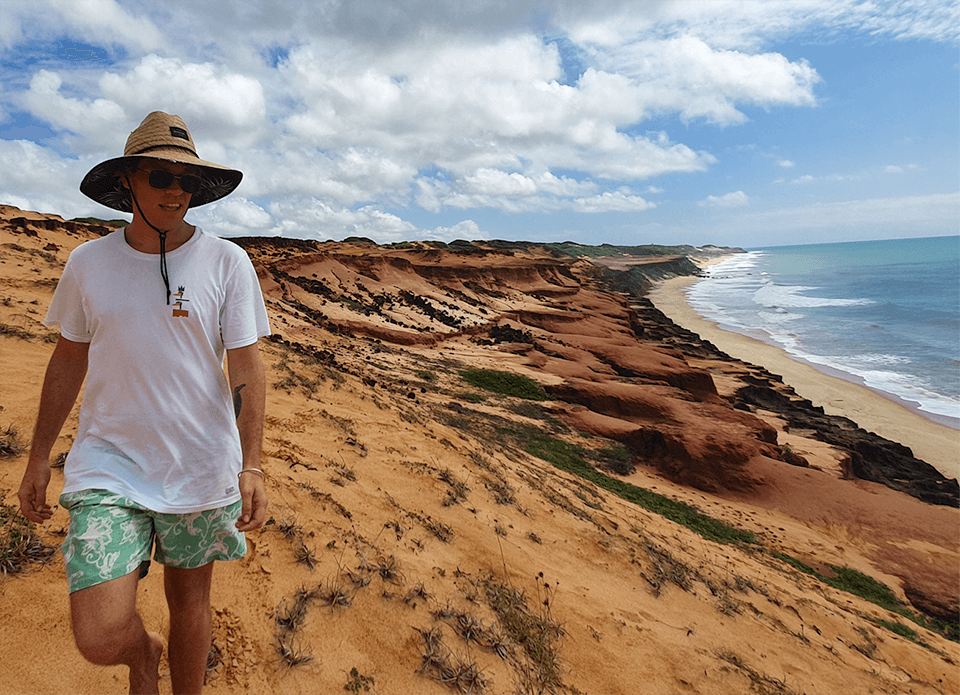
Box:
[484,477,516,506]
[318,579,353,609]
[277,516,303,539]
[375,554,405,585]
[0,323,36,341]
[274,595,309,633]
[273,591,317,668]
[439,468,470,506]
[0,495,56,576]
[717,650,800,695]
[415,627,490,694]
[293,538,318,570]
[639,539,695,596]
[274,629,314,668]
[404,582,433,607]
[407,511,454,543]
[481,574,566,695]
[0,425,26,458]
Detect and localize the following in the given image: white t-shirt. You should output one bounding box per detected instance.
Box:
[46,227,271,513]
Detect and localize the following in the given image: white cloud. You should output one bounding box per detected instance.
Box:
[585,35,821,125]
[48,0,165,52]
[266,198,420,242]
[98,56,267,146]
[414,172,654,214]
[572,190,654,213]
[20,56,267,157]
[789,172,866,185]
[192,197,274,237]
[884,165,904,174]
[700,191,750,208]
[565,0,960,49]
[0,138,102,217]
[2,0,164,53]
[22,70,127,150]
[778,159,795,168]
[426,219,484,242]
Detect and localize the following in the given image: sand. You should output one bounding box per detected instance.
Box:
[650,275,960,480]
[2,209,958,695]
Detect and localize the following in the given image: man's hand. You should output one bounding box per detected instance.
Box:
[235,472,268,532]
[18,462,53,523]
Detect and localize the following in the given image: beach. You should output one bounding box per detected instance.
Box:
[650,274,959,480]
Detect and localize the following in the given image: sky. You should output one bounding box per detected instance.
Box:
[1,0,957,248]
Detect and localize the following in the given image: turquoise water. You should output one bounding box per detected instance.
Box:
[686,236,960,426]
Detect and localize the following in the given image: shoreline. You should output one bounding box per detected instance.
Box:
[650,274,959,481]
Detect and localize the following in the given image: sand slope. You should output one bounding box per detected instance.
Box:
[1,208,957,695]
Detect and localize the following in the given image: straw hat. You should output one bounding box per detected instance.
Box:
[80,111,242,212]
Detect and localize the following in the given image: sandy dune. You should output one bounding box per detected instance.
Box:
[1,207,957,695]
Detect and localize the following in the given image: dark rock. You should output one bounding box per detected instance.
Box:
[736,384,958,508]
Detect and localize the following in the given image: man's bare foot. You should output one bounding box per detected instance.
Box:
[129,632,164,695]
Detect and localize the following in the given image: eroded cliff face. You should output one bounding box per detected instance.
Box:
[234,235,958,509]
[237,232,959,622]
[234,238,772,492]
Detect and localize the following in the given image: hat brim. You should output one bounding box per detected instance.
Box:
[80,149,242,212]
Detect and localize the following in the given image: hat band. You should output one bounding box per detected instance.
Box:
[129,144,198,158]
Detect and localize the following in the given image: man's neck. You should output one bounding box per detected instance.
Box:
[124,220,196,254]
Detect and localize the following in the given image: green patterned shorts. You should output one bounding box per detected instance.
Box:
[59,489,247,593]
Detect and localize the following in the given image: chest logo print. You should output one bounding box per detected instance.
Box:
[172,285,190,318]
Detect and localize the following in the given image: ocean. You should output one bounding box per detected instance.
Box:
[685,236,960,428]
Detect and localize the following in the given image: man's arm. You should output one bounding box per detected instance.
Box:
[18,336,89,522]
[226,341,267,532]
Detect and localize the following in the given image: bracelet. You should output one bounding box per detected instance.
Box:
[238,468,265,480]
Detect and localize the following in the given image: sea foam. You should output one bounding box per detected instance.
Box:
[686,239,960,424]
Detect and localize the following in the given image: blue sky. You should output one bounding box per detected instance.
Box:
[1,0,957,248]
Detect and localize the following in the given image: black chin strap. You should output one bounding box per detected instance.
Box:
[129,189,172,305]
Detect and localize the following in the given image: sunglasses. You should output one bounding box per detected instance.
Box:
[145,169,203,195]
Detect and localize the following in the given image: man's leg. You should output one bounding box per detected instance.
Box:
[164,562,214,695]
[69,569,164,695]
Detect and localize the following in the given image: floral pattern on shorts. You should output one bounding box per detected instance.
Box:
[60,489,246,593]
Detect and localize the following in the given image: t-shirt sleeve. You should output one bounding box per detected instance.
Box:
[45,251,92,343]
[220,253,271,349]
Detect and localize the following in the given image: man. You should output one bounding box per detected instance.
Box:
[18,111,271,695]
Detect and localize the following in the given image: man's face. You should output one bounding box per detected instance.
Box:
[126,160,198,228]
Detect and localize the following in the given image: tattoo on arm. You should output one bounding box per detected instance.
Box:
[233,383,247,419]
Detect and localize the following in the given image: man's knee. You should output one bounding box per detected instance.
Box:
[71,611,135,665]
[69,573,141,666]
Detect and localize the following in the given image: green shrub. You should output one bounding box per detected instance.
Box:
[460,392,486,404]
[875,620,918,640]
[460,369,554,401]
[771,554,958,643]
[518,429,754,546]
[824,566,900,612]
[595,443,633,475]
